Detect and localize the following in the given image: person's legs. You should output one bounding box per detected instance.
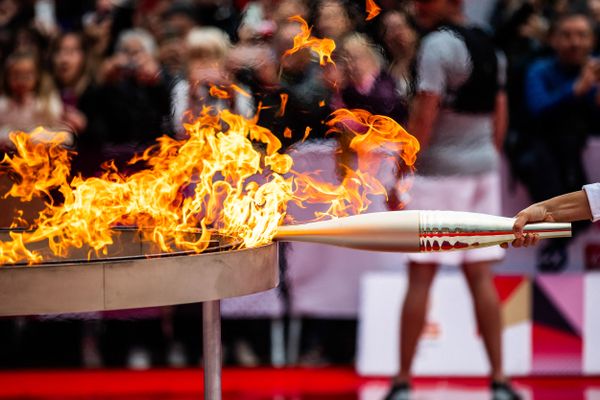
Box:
[461,261,504,382]
[397,261,438,383]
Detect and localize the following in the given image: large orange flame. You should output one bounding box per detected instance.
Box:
[283,16,336,66]
[0,107,418,265]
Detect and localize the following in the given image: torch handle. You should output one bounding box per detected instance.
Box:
[521,222,572,239]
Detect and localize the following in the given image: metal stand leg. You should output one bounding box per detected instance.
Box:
[270,317,286,367]
[203,300,221,400]
[287,317,302,365]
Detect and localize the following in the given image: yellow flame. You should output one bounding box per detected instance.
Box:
[1,128,73,202]
[284,16,336,66]
[0,108,418,265]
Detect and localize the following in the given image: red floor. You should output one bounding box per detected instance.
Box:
[0,368,598,399]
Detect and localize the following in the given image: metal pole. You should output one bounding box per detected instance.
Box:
[203,300,222,400]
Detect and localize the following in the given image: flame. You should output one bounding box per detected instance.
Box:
[230,84,251,98]
[284,16,336,66]
[302,127,312,143]
[1,128,73,202]
[0,108,418,265]
[209,85,230,99]
[283,127,292,139]
[328,108,419,169]
[278,93,289,117]
[365,0,381,21]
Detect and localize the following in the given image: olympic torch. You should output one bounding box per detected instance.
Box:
[274,210,571,252]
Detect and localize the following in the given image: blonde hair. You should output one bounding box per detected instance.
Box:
[186,27,231,60]
[342,32,385,70]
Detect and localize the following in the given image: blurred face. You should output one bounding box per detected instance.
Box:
[316,1,351,40]
[414,0,455,31]
[187,56,224,84]
[96,0,113,14]
[342,41,379,85]
[589,0,600,22]
[382,11,417,56]
[552,16,595,66]
[0,0,18,25]
[159,37,186,74]
[7,58,37,99]
[274,0,309,25]
[53,35,85,86]
[118,37,149,66]
[165,14,195,37]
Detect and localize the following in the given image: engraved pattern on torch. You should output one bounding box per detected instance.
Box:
[419,210,477,252]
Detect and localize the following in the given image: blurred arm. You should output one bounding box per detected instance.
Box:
[493,90,508,151]
[408,92,440,148]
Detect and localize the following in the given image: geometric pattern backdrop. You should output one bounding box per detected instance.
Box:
[358,272,598,376]
[532,276,583,375]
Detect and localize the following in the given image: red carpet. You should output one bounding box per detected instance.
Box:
[0,368,599,399]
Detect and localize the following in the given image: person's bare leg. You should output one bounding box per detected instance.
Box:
[397,262,438,383]
[462,261,504,382]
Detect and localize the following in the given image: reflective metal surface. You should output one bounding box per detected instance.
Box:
[274,210,572,253]
[0,230,278,317]
[203,300,222,400]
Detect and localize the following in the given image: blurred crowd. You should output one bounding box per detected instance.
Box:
[0,0,599,370]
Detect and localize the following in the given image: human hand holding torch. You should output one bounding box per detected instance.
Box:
[503,184,598,248]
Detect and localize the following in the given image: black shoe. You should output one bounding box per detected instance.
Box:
[383,381,410,400]
[491,381,522,400]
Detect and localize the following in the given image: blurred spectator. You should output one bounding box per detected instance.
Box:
[0,0,34,62]
[51,32,92,134]
[238,0,278,43]
[271,20,331,148]
[379,9,418,100]
[51,32,99,177]
[385,1,517,400]
[82,0,115,61]
[0,51,72,149]
[194,0,239,40]
[89,28,172,170]
[131,0,172,40]
[273,0,309,26]
[338,33,407,123]
[313,0,356,42]
[32,0,59,39]
[171,27,254,137]
[162,2,197,38]
[492,1,550,183]
[518,12,597,270]
[588,0,600,53]
[238,0,308,43]
[157,26,187,85]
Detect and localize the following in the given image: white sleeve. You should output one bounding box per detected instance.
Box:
[416,33,448,95]
[583,183,600,222]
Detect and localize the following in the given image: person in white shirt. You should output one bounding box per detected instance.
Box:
[506,183,600,248]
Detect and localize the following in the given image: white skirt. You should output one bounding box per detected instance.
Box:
[400,171,506,265]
